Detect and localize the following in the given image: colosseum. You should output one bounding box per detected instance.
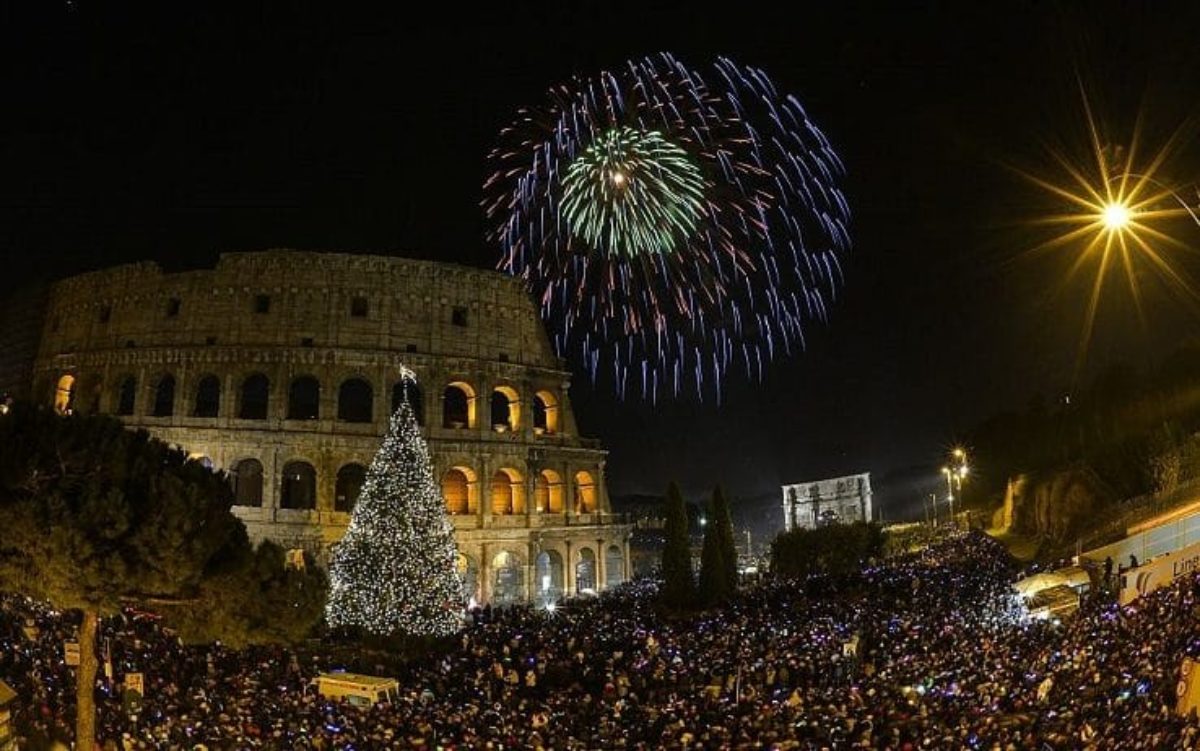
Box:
[21,250,631,606]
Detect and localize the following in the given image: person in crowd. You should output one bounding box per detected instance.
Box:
[2,531,1197,749]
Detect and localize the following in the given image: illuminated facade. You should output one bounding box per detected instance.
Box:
[781,472,873,531]
[28,250,631,604]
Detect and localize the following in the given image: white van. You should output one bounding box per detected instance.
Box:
[310,673,400,707]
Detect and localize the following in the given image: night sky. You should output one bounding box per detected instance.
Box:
[5,2,1200,522]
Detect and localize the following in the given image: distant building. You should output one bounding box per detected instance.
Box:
[781,472,873,531]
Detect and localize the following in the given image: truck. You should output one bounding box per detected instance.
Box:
[310,672,400,707]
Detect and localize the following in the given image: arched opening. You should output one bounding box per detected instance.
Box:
[75,375,102,415]
[576,547,597,594]
[280,461,317,510]
[151,374,176,417]
[442,467,478,515]
[391,380,424,425]
[605,545,624,588]
[53,374,75,415]
[535,469,564,513]
[335,463,367,512]
[115,376,136,416]
[533,390,559,434]
[239,373,269,420]
[456,553,479,605]
[535,550,565,603]
[233,458,263,507]
[491,550,525,606]
[574,470,597,513]
[193,375,221,417]
[337,378,373,423]
[442,381,475,429]
[288,376,321,420]
[490,385,520,432]
[490,468,525,515]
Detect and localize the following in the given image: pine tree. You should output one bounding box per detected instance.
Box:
[326,377,462,637]
[0,403,326,751]
[661,481,694,608]
[697,501,728,606]
[712,485,739,594]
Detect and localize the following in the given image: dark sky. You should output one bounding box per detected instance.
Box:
[5,2,1200,520]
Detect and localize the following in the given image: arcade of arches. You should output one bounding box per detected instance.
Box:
[454,541,629,605]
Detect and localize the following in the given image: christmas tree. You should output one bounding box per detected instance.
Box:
[326,375,463,636]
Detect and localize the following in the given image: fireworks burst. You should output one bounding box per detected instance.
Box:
[484,53,851,399]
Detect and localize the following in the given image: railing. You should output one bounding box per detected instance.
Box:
[1075,479,1200,552]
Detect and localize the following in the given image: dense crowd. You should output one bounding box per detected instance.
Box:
[3,531,1200,749]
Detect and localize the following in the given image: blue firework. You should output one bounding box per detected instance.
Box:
[484,53,851,399]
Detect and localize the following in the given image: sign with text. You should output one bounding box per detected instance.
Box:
[1119,540,1200,605]
[63,641,79,667]
[124,673,144,696]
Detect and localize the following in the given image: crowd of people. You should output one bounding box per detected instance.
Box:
[3,531,1200,749]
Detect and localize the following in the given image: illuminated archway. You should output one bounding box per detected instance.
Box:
[456,553,479,605]
[442,381,476,429]
[533,390,559,434]
[490,385,520,432]
[574,470,597,513]
[535,468,564,513]
[442,466,478,515]
[491,550,525,605]
[490,467,526,515]
[535,550,565,602]
[53,374,75,415]
[576,547,597,593]
[605,545,624,588]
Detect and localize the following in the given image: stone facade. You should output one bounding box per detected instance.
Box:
[782,472,873,531]
[29,250,632,605]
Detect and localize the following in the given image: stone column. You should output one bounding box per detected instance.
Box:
[596,538,606,592]
[527,537,540,602]
[564,539,575,596]
[223,371,235,421]
[525,467,537,522]
[597,460,611,513]
[479,542,491,604]
[479,455,492,523]
[624,538,633,584]
[563,462,576,516]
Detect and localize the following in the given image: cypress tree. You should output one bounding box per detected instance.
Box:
[712,485,739,594]
[698,498,728,606]
[661,481,694,608]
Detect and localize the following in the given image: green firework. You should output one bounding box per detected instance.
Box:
[561,127,705,257]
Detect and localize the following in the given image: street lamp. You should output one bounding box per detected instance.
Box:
[941,448,969,527]
[1101,202,1132,231]
[941,466,954,525]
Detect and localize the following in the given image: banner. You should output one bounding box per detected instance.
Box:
[1119,540,1200,605]
[63,641,80,667]
[1177,658,1200,717]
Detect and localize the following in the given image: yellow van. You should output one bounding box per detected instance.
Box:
[310,673,400,707]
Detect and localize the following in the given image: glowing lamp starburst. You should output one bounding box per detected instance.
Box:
[1101,202,1132,231]
[1021,88,1200,378]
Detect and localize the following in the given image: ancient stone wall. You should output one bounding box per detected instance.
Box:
[31,250,631,603]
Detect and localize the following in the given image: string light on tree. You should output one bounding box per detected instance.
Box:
[326,369,463,636]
